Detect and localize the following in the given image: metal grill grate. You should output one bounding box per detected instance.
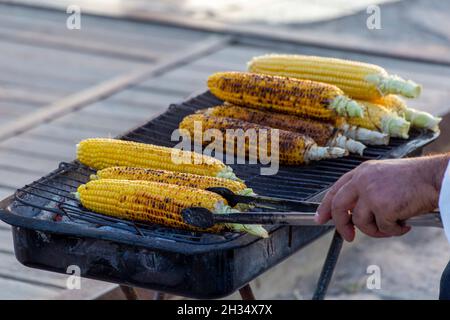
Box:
[120,91,424,200]
[12,162,242,244]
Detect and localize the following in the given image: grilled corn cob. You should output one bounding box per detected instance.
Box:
[207,72,363,119]
[201,105,366,154]
[179,113,346,164]
[247,54,421,100]
[338,100,411,138]
[376,95,441,131]
[376,95,407,117]
[76,179,268,238]
[77,138,239,181]
[202,104,388,146]
[92,167,254,196]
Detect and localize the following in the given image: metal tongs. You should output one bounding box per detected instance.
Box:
[181,187,442,229]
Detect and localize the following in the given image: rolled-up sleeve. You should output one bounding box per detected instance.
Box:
[439,160,450,242]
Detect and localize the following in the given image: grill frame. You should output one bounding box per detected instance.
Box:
[0,91,440,298]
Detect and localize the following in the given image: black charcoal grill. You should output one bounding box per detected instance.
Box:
[0,91,440,299]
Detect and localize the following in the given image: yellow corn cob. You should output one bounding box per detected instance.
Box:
[248,54,421,100]
[376,95,408,117]
[77,138,239,181]
[93,167,254,195]
[201,105,366,155]
[376,95,441,131]
[341,100,411,138]
[179,113,346,165]
[76,179,268,238]
[207,72,363,119]
[202,104,334,146]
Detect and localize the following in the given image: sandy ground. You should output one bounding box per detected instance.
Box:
[235,227,450,300]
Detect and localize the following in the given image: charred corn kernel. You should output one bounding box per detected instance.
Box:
[248,54,421,100]
[203,104,387,146]
[207,72,363,119]
[202,104,333,146]
[76,179,268,238]
[179,113,346,164]
[376,95,441,132]
[341,100,411,138]
[202,105,366,155]
[77,138,239,181]
[93,167,254,196]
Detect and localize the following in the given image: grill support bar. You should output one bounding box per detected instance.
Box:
[312,231,344,300]
[154,292,166,300]
[119,285,140,300]
[239,284,256,300]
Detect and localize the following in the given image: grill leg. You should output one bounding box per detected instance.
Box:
[312,230,344,300]
[119,285,140,300]
[440,260,450,300]
[239,284,256,300]
[153,292,166,300]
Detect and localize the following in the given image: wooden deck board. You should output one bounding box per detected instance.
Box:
[0,136,75,165]
[26,123,117,144]
[0,152,59,175]
[0,187,14,201]
[0,115,17,126]
[0,225,10,235]
[0,53,123,86]
[111,88,186,107]
[0,250,68,288]
[0,276,63,300]
[139,71,210,95]
[0,86,57,105]
[0,70,86,96]
[80,102,159,122]
[0,100,45,116]
[55,111,143,133]
[0,35,229,141]
[0,136,74,162]
[0,4,209,46]
[0,229,14,253]
[0,41,145,78]
[0,168,44,190]
[0,28,159,64]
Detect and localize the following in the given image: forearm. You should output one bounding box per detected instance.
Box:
[428,153,450,194]
[437,153,450,242]
[387,153,450,210]
[410,153,450,208]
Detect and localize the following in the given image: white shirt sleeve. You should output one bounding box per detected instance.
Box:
[439,160,450,242]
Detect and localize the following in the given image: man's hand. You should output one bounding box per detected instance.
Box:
[316,154,449,241]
